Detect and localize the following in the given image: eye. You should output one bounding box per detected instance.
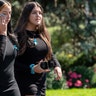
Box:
[31,11,43,15]
[0,13,6,17]
[2,13,6,16]
[2,12,7,16]
[39,11,43,15]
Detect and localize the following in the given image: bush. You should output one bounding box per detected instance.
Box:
[46,70,68,89]
[65,66,94,88]
[91,64,96,87]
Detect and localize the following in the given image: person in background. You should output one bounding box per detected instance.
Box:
[0,0,21,96]
[14,1,62,96]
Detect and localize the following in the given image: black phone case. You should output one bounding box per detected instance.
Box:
[40,62,49,69]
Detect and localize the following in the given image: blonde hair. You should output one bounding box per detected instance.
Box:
[0,0,11,11]
[0,0,18,46]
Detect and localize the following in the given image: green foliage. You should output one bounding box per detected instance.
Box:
[91,73,96,87]
[46,70,67,89]
[90,64,96,87]
[45,1,96,74]
[11,0,96,60]
[56,51,91,70]
[11,1,22,28]
[11,0,96,89]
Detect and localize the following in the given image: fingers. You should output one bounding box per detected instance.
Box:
[54,67,62,80]
[34,63,50,74]
[0,14,7,35]
[34,64,43,73]
[55,72,62,80]
[56,72,62,80]
[0,14,7,25]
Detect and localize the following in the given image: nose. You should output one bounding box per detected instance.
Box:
[36,12,40,16]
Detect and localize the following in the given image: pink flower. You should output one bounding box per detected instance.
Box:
[74,80,82,87]
[78,74,82,78]
[69,78,72,81]
[85,79,89,83]
[68,71,73,75]
[70,72,78,79]
[67,81,73,87]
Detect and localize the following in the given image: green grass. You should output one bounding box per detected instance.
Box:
[46,88,96,96]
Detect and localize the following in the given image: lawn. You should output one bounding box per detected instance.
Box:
[46,88,96,96]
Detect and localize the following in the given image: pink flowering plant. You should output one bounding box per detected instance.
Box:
[66,66,93,88]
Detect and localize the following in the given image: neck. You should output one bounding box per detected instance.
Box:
[26,23,36,31]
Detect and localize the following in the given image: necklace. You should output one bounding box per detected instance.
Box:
[27,30,38,47]
[28,37,38,47]
[33,38,37,45]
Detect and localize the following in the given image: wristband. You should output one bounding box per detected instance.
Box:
[29,64,35,74]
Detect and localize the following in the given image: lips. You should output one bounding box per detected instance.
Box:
[36,19,41,24]
[36,19,41,21]
[6,19,10,23]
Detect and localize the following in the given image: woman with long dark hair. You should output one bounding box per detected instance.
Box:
[14,1,62,96]
[0,0,21,96]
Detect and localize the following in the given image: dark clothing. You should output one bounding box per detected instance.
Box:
[14,30,60,96]
[0,35,21,96]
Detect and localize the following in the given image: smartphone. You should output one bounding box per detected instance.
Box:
[40,62,49,69]
[40,61,54,69]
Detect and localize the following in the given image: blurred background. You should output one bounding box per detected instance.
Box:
[9,0,96,89]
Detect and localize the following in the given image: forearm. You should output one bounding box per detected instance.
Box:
[50,54,61,68]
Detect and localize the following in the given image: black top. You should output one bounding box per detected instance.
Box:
[14,30,61,96]
[0,35,21,96]
[15,30,61,80]
[15,30,60,69]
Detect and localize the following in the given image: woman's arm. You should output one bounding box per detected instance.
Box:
[50,54,62,80]
[49,54,61,67]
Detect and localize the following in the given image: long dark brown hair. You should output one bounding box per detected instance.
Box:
[0,0,18,46]
[15,2,52,60]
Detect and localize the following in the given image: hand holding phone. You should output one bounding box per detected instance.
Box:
[40,62,49,69]
[40,61,54,69]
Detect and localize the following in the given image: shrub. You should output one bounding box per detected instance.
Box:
[91,64,96,87]
[65,66,94,88]
[46,70,68,89]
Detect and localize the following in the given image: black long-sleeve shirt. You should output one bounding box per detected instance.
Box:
[0,35,20,96]
[15,30,60,71]
[14,30,61,95]
[15,30,61,80]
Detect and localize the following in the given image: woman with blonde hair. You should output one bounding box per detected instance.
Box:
[0,0,21,96]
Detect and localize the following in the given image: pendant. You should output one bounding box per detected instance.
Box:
[33,38,37,45]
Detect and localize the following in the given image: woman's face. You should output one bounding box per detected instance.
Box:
[28,6,43,27]
[0,5,11,24]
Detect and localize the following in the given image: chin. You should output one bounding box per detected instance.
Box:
[36,23,40,26]
[6,20,10,23]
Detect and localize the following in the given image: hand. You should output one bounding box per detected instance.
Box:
[34,61,50,73]
[54,66,62,80]
[0,14,7,35]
